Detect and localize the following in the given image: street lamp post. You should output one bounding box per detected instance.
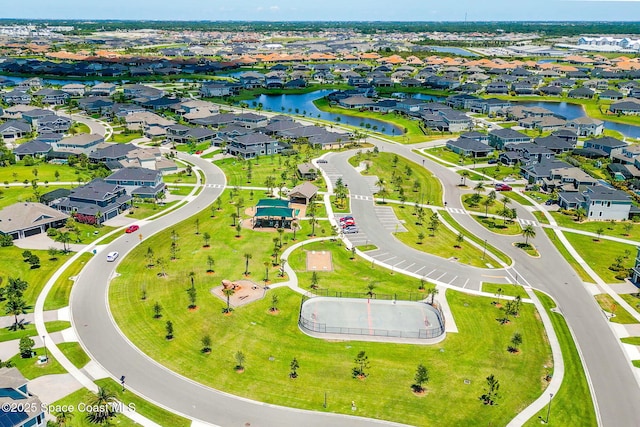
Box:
[42,336,48,362]
[545,393,553,423]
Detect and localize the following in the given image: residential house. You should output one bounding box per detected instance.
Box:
[583,136,627,156]
[534,135,576,153]
[0,368,47,426]
[0,202,68,240]
[226,133,283,159]
[166,125,215,145]
[485,82,509,94]
[440,110,473,132]
[599,89,624,101]
[338,95,376,109]
[234,113,269,129]
[445,94,481,110]
[567,87,595,99]
[88,82,117,96]
[199,81,239,97]
[61,83,86,96]
[77,96,115,115]
[488,128,530,149]
[35,115,72,134]
[538,86,563,96]
[446,137,493,158]
[104,167,165,199]
[518,116,566,132]
[0,120,31,139]
[566,117,604,136]
[609,98,640,115]
[32,88,68,105]
[52,178,131,224]
[123,84,164,100]
[12,140,52,160]
[53,133,104,154]
[2,90,31,105]
[469,98,511,115]
[583,185,632,220]
[395,98,428,114]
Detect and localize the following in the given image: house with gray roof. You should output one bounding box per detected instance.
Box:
[566,117,604,136]
[584,136,627,156]
[12,140,52,161]
[0,120,31,139]
[534,135,576,153]
[0,367,47,426]
[166,125,215,145]
[33,88,69,105]
[489,128,531,149]
[53,133,104,154]
[446,137,493,158]
[0,202,69,240]
[609,98,640,115]
[583,185,633,221]
[89,82,117,96]
[226,133,283,159]
[52,178,131,225]
[2,90,31,105]
[105,167,165,199]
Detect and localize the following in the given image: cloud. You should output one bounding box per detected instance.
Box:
[270,5,280,11]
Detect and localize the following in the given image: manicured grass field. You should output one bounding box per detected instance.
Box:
[620,293,640,314]
[45,253,94,310]
[473,165,521,181]
[0,161,93,184]
[563,232,635,283]
[482,283,529,299]
[551,212,640,240]
[126,200,180,220]
[423,146,490,166]
[391,205,490,268]
[94,378,191,427]
[532,211,550,225]
[0,184,72,209]
[0,246,71,312]
[9,346,67,379]
[502,191,534,207]
[471,214,523,236]
[541,228,592,282]
[58,342,91,369]
[594,294,638,324]
[50,386,138,427]
[621,336,640,345]
[329,195,350,213]
[349,151,443,207]
[438,210,512,266]
[163,171,197,184]
[0,321,70,343]
[524,292,597,427]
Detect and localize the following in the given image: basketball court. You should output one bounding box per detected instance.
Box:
[299,297,445,344]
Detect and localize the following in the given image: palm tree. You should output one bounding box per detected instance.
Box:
[575,207,586,222]
[85,387,117,424]
[222,287,234,313]
[243,253,252,276]
[5,297,28,330]
[54,408,74,426]
[94,210,103,227]
[474,182,485,196]
[501,195,511,210]
[427,287,439,305]
[55,231,71,253]
[522,225,536,246]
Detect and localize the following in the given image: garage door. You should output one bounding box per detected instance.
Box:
[23,227,42,237]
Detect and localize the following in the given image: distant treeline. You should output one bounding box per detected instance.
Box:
[4,19,640,36]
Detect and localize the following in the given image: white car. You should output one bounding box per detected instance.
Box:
[504,177,516,182]
[106,251,119,262]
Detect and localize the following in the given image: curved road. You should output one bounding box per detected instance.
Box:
[70,154,407,427]
[323,142,640,427]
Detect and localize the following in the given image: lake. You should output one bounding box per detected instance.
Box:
[426,46,479,57]
[246,90,404,135]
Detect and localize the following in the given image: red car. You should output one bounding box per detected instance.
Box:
[125,225,140,233]
[195,150,203,155]
[495,183,512,191]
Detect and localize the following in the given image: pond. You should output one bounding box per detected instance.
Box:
[245,90,403,135]
[515,100,640,139]
[425,46,479,57]
[0,75,103,86]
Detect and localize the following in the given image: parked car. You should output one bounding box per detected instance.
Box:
[488,158,498,164]
[495,183,512,191]
[125,224,140,233]
[545,199,556,206]
[503,177,516,182]
[339,216,355,227]
[343,226,358,234]
[317,159,328,163]
[195,150,203,155]
[106,251,119,262]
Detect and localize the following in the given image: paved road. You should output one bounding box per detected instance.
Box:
[324,141,640,427]
[70,154,407,427]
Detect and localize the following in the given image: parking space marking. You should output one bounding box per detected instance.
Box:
[435,272,447,281]
[405,263,415,270]
[415,266,426,274]
[381,256,397,263]
[394,260,406,268]
[462,278,470,288]
[448,275,458,284]
[426,268,437,277]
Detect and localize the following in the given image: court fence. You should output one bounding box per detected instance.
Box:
[298,292,446,340]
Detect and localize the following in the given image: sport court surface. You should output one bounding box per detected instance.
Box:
[305,250,333,271]
[299,297,445,344]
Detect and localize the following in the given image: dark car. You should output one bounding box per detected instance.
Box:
[545,199,556,206]
[488,158,498,164]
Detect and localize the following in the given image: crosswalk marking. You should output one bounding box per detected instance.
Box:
[206,184,223,188]
[351,195,373,201]
[447,207,467,215]
[518,219,539,227]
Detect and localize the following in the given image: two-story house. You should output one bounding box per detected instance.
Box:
[0,368,47,427]
[104,167,165,199]
[52,178,131,224]
[226,133,283,159]
[489,128,531,149]
[166,125,216,145]
[566,117,605,136]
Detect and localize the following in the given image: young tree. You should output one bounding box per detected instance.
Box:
[310,271,319,290]
[145,247,155,268]
[352,350,370,378]
[479,374,501,405]
[153,302,163,319]
[194,218,200,235]
[201,335,212,354]
[222,287,235,313]
[366,282,376,297]
[85,387,117,424]
[235,351,245,371]
[508,332,523,353]
[235,222,242,238]
[417,231,425,245]
[19,336,35,358]
[243,253,252,275]
[187,286,197,310]
[289,357,299,379]
[270,294,279,312]
[53,408,74,426]
[202,231,211,248]
[412,364,430,393]
[165,320,174,340]
[206,255,215,273]
[455,232,464,248]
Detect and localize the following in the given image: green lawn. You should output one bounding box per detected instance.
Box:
[45,253,94,310]
[551,212,640,240]
[8,346,67,379]
[49,386,138,427]
[329,195,350,213]
[163,171,197,184]
[438,210,512,266]
[166,186,195,196]
[391,205,491,268]
[126,200,180,220]
[621,336,640,345]
[620,293,640,314]
[474,165,521,181]
[173,141,211,153]
[108,130,143,143]
[214,154,327,191]
[524,292,597,427]
[0,161,93,184]
[58,342,91,369]
[70,122,90,134]
[563,232,636,283]
[542,229,592,282]
[594,294,638,324]
[423,146,493,166]
[0,321,70,343]
[0,246,71,312]
[0,184,72,208]
[349,151,443,207]
[482,283,529,299]
[94,379,191,427]
[502,191,534,207]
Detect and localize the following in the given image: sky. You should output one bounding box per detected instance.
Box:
[5,0,640,22]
